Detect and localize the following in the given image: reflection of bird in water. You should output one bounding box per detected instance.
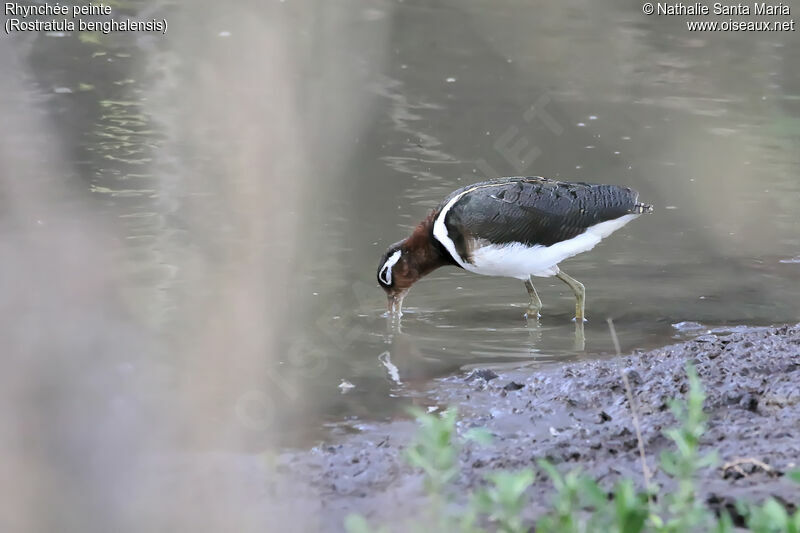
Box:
[378,326,466,389]
[377,177,652,322]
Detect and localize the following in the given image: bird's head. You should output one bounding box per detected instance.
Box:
[376,240,419,315]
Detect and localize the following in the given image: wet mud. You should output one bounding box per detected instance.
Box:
[276,324,800,531]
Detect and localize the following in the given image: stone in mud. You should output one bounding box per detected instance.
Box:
[464,368,499,382]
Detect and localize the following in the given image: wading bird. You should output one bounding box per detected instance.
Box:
[376,177,652,320]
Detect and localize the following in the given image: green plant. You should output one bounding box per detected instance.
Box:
[404,408,489,532]
[534,461,590,533]
[345,366,799,533]
[610,479,651,533]
[404,408,461,496]
[744,498,800,533]
[343,513,389,533]
[653,364,718,532]
[534,462,650,533]
[473,469,535,533]
[403,407,461,531]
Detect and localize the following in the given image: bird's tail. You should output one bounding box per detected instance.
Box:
[632,202,654,214]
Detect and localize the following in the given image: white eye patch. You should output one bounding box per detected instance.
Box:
[379,250,402,285]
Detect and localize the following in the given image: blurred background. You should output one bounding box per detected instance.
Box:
[1,0,798,531]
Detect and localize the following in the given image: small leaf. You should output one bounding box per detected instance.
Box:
[578,476,606,507]
[472,489,493,512]
[464,427,493,446]
[762,498,789,525]
[537,460,564,490]
[715,511,734,533]
[344,513,371,533]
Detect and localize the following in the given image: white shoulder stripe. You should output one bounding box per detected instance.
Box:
[432,184,494,267]
[379,250,402,285]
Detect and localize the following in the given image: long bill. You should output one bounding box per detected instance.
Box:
[387,292,407,317]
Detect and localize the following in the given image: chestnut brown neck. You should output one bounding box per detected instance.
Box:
[401,212,457,279]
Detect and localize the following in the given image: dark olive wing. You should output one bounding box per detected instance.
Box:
[443,178,640,247]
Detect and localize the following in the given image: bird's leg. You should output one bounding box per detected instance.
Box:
[556,270,586,322]
[573,319,585,351]
[524,277,542,318]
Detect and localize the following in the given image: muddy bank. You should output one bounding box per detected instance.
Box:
[275,324,800,531]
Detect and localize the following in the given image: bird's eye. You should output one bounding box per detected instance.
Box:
[379,264,392,285]
[379,250,402,286]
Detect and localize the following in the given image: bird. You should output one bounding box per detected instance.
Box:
[376,176,653,319]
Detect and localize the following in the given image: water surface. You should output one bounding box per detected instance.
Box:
[10,0,800,447]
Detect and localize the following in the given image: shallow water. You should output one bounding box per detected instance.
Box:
[9,0,800,447]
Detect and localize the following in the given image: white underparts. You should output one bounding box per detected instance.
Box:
[379,249,402,285]
[433,198,640,280]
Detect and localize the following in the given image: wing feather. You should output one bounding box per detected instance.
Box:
[442,177,640,248]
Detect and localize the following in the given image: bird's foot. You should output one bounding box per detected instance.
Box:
[572,316,588,323]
